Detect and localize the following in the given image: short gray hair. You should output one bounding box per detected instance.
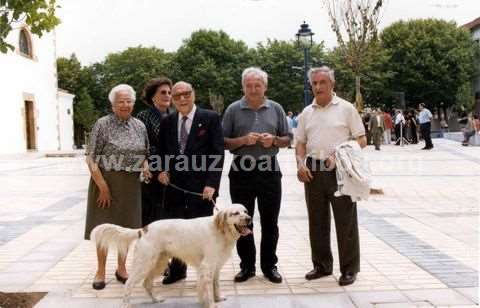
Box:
[308,66,335,84]
[242,67,268,87]
[172,81,194,92]
[108,84,136,104]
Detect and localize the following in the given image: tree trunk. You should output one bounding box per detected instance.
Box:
[355,75,363,111]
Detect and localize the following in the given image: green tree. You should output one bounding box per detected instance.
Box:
[381,19,479,110]
[57,54,99,147]
[456,82,475,112]
[0,0,60,53]
[326,42,395,109]
[172,30,252,109]
[96,46,175,114]
[57,54,83,91]
[322,0,386,110]
[73,88,99,147]
[253,39,326,113]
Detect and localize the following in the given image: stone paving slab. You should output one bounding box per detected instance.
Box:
[36,293,359,308]
[0,139,478,307]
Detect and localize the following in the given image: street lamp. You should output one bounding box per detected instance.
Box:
[296,21,314,108]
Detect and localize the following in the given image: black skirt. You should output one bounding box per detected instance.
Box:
[141,180,167,226]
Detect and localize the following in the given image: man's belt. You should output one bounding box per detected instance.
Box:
[306,157,333,172]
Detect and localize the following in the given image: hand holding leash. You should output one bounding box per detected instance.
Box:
[202,186,215,201]
[167,182,219,212]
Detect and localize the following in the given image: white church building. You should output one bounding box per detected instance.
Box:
[0,25,74,154]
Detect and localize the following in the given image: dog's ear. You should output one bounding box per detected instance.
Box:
[214,211,227,233]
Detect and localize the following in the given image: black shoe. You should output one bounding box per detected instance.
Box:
[92,280,106,290]
[305,267,332,280]
[234,269,255,282]
[115,270,128,284]
[339,272,357,286]
[162,272,186,285]
[263,268,282,284]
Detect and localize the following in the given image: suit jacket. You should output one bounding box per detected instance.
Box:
[158,107,224,194]
[369,114,385,132]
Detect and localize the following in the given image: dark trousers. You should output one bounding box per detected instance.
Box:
[411,125,418,144]
[141,181,166,226]
[371,127,383,150]
[394,123,405,145]
[420,122,433,148]
[165,185,215,277]
[229,157,282,273]
[305,159,360,274]
[464,129,476,143]
[365,128,371,145]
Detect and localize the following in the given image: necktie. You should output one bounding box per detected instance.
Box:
[180,116,188,154]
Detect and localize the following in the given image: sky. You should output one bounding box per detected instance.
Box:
[55,0,480,65]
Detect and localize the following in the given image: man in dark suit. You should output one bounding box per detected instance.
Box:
[157,81,224,284]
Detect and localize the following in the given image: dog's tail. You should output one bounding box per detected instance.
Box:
[90,224,144,257]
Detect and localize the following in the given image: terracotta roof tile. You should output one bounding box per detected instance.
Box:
[463,17,480,30]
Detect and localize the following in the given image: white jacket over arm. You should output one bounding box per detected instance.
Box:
[334,141,371,202]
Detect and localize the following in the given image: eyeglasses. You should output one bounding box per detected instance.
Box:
[172,91,192,100]
[159,90,171,95]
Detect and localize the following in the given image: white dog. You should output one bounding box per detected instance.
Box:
[91,204,251,308]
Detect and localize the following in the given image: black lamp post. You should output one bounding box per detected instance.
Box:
[296,21,314,108]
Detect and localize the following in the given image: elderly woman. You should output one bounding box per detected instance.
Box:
[136,77,172,226]
[84,84,151,290]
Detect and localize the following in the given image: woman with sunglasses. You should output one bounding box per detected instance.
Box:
[137,77,173,226]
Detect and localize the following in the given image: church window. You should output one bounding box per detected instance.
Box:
[19,29,33,58]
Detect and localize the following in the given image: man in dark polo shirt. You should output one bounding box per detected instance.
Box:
[223,67,290,283]
[295,66,366,286]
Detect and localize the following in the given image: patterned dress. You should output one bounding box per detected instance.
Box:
[84,113,148,240]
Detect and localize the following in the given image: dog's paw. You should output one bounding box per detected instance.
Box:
[214,296,227,302]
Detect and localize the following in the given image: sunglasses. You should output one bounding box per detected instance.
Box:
[159,90,171,95]
[172,91,192,100]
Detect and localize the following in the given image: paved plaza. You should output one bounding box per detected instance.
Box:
[0,139,478,308]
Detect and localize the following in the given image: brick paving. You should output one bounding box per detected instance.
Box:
[0,139,478,307]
